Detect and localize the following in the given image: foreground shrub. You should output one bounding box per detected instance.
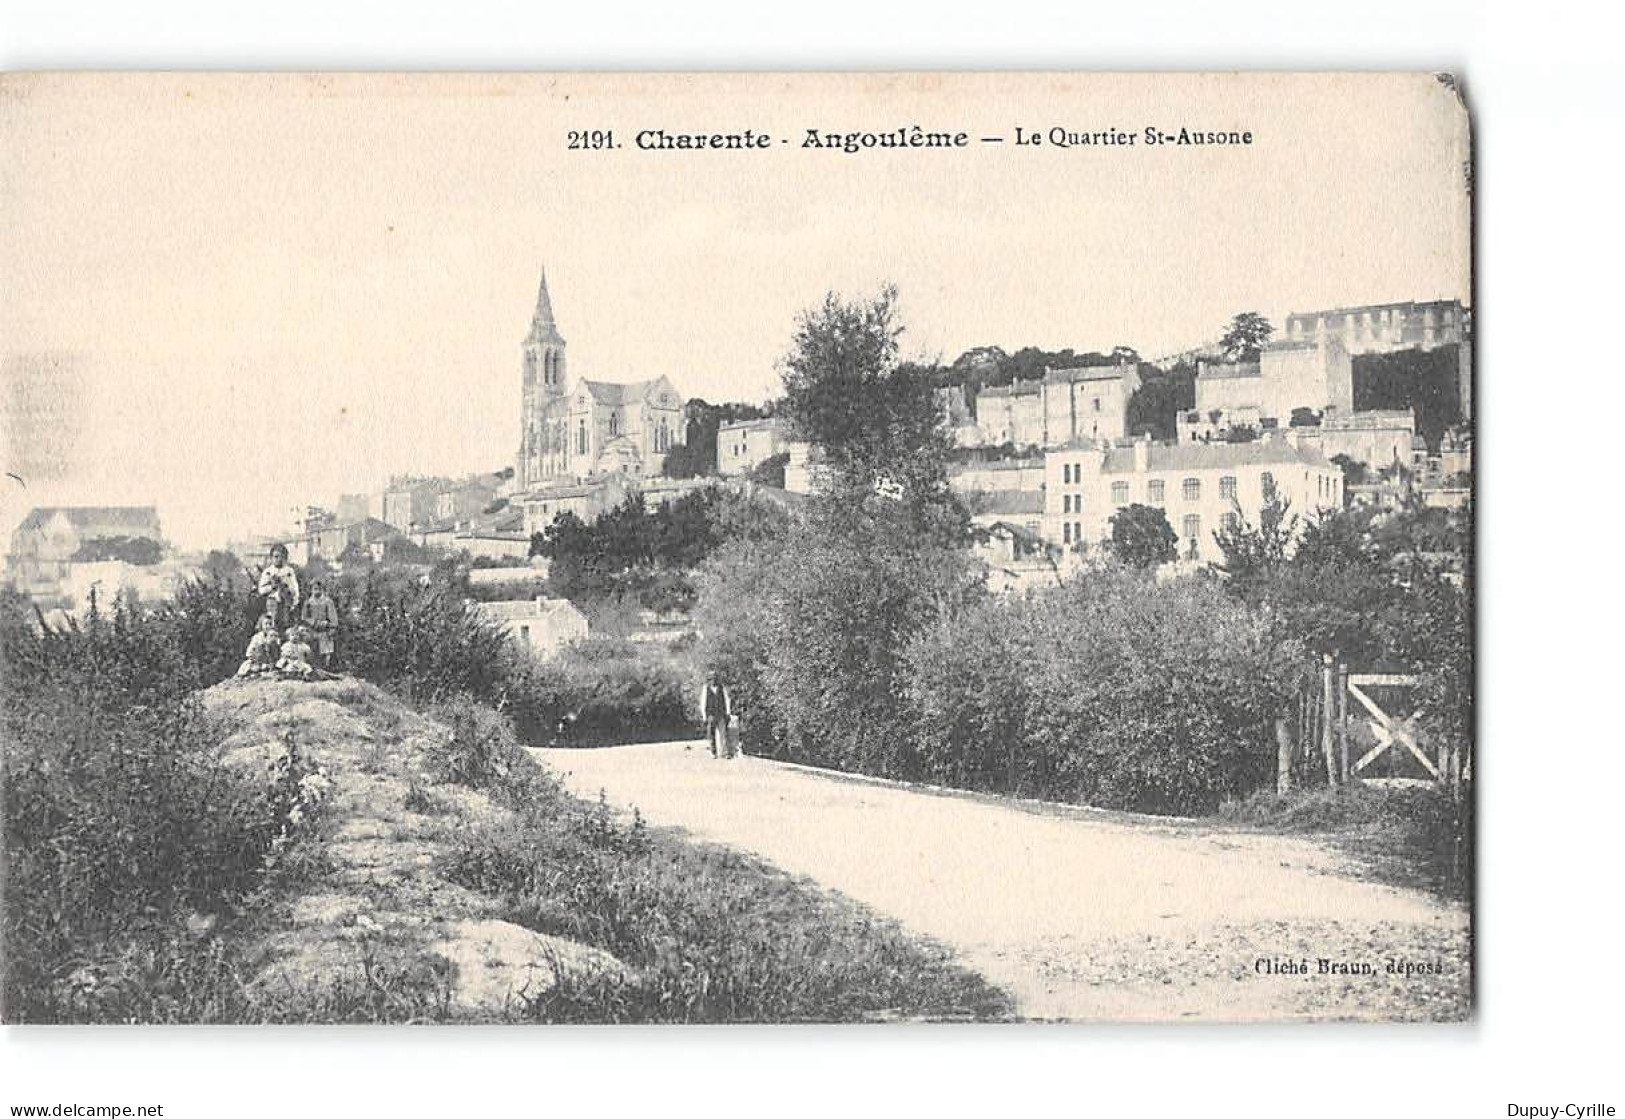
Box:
[500,640,695,747]
[903,567,1305,815]
[0,602,327,1022]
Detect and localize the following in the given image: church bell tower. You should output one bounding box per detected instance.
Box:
[518,269,567,489]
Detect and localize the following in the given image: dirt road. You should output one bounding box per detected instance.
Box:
[529,741,1470,1021]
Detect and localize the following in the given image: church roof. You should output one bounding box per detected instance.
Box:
[583,378,667,405]
[14,506,163,538]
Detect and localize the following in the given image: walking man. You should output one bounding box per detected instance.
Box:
[699,671,735,759]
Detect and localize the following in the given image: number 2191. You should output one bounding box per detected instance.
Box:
[567,130,616,150]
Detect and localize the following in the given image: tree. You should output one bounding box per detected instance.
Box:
[1126,361,1197,441]
[71,535,162,565]
[1220,312,1274,362]
[1109,504,1177,568]
[1213,492,1299,591]
[200,549,245,587]
[1329,453,1369,487]
[780,286,964,542]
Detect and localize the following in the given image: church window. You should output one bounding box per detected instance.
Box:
[609,412,620,437]
[577,420,587,455]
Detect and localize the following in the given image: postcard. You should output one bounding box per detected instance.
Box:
[0,72,1472,1023]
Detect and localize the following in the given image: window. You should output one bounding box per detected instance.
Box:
[518,624,531,646]
[1093,397,1101,412]
[609,412,620,437]
[1073,521,1082,544]
[1182,477,1201,502]
[1261,471,1276,501]
[1111,481,1130,506]
[1063,463,1074,485]
[1219,475,1237,500]
[1221,511,1240,532]
[577,420,587,455]
[1062,494,1073,514]
[1148,479,1165,505]
[1181,514,1201,555]
[1063,522,1072,544]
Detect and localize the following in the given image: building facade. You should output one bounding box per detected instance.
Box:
[1193,338,1353,431]
[1284,299,1470,354]
[1284,298,1473,420]
[6,506,166,601]
[717,417,789,476]
[1044,434,1344,563]
[971,362,1140,449]
[515,272,685,489]
[472,596,589,660]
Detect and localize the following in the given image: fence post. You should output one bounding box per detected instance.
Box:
[1321,654,1338,788]
[1337,661,1350,783]
[1275,716,1294,795]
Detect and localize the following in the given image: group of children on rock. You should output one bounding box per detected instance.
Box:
[235,543,341,681]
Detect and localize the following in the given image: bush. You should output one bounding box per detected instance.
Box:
[697,499,979,774]
[0,599,328,1022]
[503,641,695,747]
[903,568,1305,814]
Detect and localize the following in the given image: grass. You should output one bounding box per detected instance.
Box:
[1218,781,1473,901]
[435,698,1011,1023]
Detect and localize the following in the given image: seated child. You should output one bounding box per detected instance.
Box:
[236,615,282,677]
[276,625,317,679]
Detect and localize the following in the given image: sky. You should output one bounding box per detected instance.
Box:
[0,73,1470,550]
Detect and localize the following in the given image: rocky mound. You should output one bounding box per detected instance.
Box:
[200,676,627,1019]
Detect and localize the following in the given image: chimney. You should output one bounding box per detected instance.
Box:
[1133,434,1151,473]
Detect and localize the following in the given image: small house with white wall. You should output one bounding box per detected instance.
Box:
[472,596,588,659]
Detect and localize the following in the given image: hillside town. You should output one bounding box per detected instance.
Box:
[5,274,1472,630]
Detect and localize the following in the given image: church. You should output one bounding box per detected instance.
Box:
[514,272,686,491]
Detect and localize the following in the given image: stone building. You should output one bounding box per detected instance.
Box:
[717,417,789,476]
[515,272,685,489]
[472,596,589,660]
[1283,298,1473,420]
[1191,339,1353,433]
[972,363,1140,448]
[5,506,165,601]
[1044,433,1344,563]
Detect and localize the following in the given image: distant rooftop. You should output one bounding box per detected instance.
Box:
[1196,361,1262,381]
[14,506,162,536]
[1091,437,1333,474]
[1288,298,1468,321]
[474,596,582,623]
[967,489,1045,517]
[717,417,783,433]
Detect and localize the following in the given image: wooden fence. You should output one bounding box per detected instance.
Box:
[1280,655,1468,794]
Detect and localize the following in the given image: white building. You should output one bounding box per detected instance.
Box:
[1191,339,1353,433]
[1044,432,1344,563]
[716,417,789,476]
[472,596,589,660]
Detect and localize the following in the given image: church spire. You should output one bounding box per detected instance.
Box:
[532,268,556,329]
